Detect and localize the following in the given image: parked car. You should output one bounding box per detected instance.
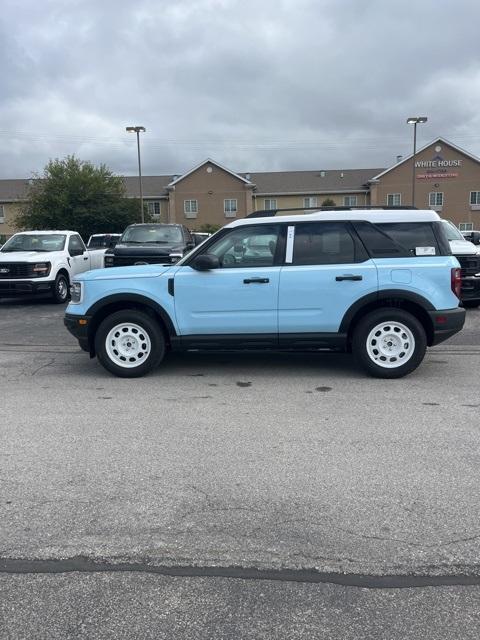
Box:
[461,229,480,245]
[441,220,480,308]
[104,224,197,268]
[87,233,121,249]
[65,208,465,378]
[0,230,105,302]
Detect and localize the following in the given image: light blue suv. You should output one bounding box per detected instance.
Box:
[65,208,465,378]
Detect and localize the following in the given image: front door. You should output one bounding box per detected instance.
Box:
[173,224,282,336]
[68,235,89,276]
[278,221,378,335]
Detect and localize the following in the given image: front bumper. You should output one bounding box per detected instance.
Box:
[460,275,480,303]
[0,279,55,296]
[64,313,91,352]
[429,307,466,345]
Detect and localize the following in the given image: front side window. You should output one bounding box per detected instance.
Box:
[224,199,238,218]
[184,200,198,218]
[344,195,357,207]
[470,191,480,205]
[387,193,401,206]
[459,222,474,231]
[69,235,85,253]
[205,225,280,268]
[303,196,318,208]
[1,233,66,252]
[264,198,277,210]
[429,192,444,207]
[292,222,356,265]
[147,201,161,217]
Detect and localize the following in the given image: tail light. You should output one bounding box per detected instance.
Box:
[451,267,462,298]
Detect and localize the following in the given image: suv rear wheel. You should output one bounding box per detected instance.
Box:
[95,309,165,377]
[352,308,427,378]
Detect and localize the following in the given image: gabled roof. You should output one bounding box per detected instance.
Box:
[122,175,170,198]
[370,137,480,181]
[244,168,384,195]
[166,158,254,187]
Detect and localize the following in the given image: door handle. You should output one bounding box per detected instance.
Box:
[335,274,363,281]
[243,277,270,284]
[83,256,89,261]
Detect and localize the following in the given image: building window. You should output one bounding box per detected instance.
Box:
[304,197,318,208]
[459,222,474,231]
[429,192,444,208]
[0,204,4,223]
[147,201,161,217]
[387,193,401,206]
[470,192,480,206]
[344,195,357,207]
[224,199,238,218]
[184,199,198,219]
[264,198,277,210]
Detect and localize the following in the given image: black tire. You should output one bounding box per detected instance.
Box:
[95,309,165,378]
[352,308,427,379]
[462,301,480,308]
[52,272,70,304]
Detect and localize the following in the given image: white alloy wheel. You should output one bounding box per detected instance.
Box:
[365,321,415,369]
[105,322,151,368]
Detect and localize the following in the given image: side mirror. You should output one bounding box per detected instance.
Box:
[70,248,84,257]
[191,254,220,271]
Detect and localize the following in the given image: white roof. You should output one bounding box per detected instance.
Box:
[228,209,441,228]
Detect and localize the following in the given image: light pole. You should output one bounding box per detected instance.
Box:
[126,125,146,223]
[406,117,427,207]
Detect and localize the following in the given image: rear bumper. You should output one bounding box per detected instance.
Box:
[0,279,55,296]
[64,313,91,352]
[429,307,466,345]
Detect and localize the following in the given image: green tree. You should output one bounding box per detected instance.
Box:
[17,156,147,241]
[321,198,336,207]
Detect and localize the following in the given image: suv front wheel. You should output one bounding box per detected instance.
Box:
[95,309,166,377]
[352,308,427,378]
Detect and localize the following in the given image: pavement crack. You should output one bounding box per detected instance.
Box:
[30,357,56,376]
[1,557,480,589]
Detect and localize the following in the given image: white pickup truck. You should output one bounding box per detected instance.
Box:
[0,230,105,303]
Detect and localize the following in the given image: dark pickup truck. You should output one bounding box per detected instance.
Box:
[104,223,197,268]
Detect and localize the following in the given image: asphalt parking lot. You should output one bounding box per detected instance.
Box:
[1,297,480,638]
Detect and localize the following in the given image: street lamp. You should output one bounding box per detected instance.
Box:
[406,117,428,207]
[126,125,146,223]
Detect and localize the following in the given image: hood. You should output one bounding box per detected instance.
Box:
[0,250,61,262]
[448,239,478,256]
[76,263,175,281]
[113,243,183,257]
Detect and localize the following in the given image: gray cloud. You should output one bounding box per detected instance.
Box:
[1,0,479,178]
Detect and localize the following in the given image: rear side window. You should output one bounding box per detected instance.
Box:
[292,222,365,265]
[353,222,441,258]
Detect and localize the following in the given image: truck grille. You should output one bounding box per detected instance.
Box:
[0,263,34,278]
[457,255,480,277]
[111,256,175,267]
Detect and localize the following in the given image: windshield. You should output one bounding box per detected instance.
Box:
[441,220,466,242]
[121,225,183,244]
[1,233,66,252]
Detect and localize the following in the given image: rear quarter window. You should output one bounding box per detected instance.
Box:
[353,221,442,258]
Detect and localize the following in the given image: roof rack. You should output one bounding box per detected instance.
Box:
[246,205,418,219]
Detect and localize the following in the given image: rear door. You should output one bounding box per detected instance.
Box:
[278,221,378,337]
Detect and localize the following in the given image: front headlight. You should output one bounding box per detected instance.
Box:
[32,262,51,276]
[169,252,183,263]
[70,281,83,303]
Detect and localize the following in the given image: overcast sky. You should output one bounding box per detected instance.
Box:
[1,0,479,178]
